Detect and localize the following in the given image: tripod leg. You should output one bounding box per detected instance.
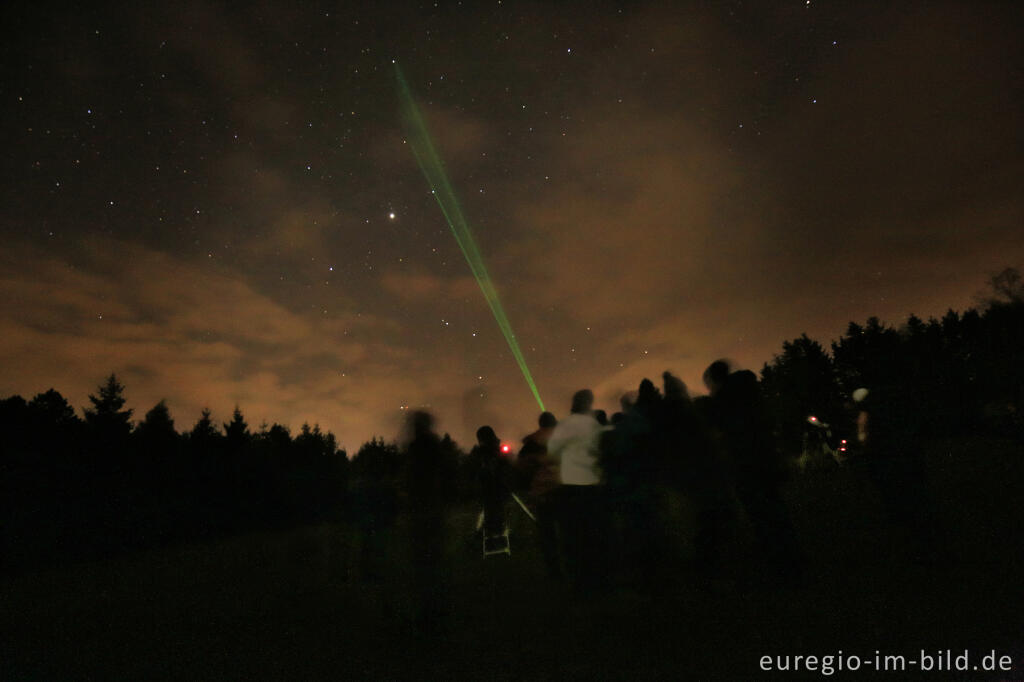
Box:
[511,492,537,521]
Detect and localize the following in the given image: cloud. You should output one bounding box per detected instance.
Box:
[375,102,493,171]
[0,239,415,449]
[379,268,481,304]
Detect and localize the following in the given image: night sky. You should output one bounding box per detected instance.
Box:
[2,2,1021,449]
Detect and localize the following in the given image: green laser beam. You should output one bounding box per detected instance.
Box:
[395,63,545,412]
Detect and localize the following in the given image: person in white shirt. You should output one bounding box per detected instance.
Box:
[548,390,602,486]
[547,389,606,591]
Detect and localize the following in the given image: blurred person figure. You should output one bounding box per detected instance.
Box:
[516,411,563,578]
[663,372,735,582]
[853,385,942,563]
[349,444,400,584]
[404,410,458,632]
[516,411,557,494]
[606,391,630,428]
[704,360,802,586]
[548,389,606,591]
[472,426,512,554]
[599,381,662,589]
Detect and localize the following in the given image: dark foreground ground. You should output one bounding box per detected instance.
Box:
[2,437,1023,680]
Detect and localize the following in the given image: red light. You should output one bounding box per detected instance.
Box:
[501,444,511,454]
[841,439,847,444]
[810,416,817,422]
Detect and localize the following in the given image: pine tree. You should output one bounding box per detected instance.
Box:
[136,400,177,440]
[135,400,180,459]
[84,373,133,441]
[223,406,250,450]
[190,408,220,442]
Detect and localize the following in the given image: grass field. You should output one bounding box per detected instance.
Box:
[2,437,1023,680]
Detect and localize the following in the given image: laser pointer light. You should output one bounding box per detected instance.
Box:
[395,62,545,412]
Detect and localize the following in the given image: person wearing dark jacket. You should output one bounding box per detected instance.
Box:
[473,426,512,549]
[404,411,457,631]
[516,412,561,578]
[854,384,941,563]
[516,412,558,497]
[350,447,399,584]
[663,372,734,581]
[704,360,801,586]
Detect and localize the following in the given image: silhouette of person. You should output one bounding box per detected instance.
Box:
[548,389,605,591]
[704,360,802,586]
[516,411,557,494]
[663,372,734,582]
[599,382,661,589]
[403,410,457,632]
[350,443,399,584]
[854,384,941,563]
[516,412,562,578]
[473,426,512,551]
[616,377,693,591]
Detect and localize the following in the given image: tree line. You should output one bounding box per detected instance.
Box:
[761,267,1024,455]
[0,376,351,569]
[0,377,482,571]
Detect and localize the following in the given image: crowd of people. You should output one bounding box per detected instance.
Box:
[351,358,940,629]
[497,361,803,593]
